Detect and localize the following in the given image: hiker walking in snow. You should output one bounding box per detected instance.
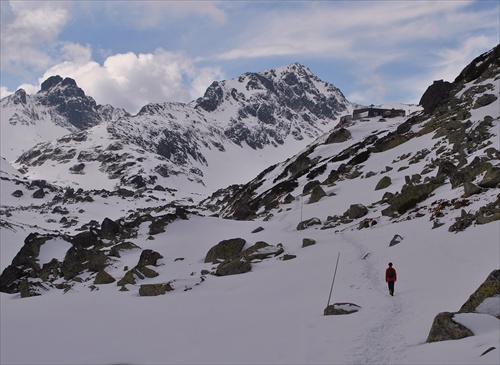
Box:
[386,262,397,296]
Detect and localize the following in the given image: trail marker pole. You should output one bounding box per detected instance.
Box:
[300,194,303,223]
[326,252,341,308]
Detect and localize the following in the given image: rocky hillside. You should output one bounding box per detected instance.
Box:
[203,45,500,231]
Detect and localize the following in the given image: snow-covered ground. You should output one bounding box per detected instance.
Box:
[1,112,499,364]
[1,67,498,364]
[1,209,498,364]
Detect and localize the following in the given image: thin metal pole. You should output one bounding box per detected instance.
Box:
[326,252,341,308]
[300,194,303,223]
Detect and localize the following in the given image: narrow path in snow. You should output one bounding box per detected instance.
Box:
[341,232,410,365]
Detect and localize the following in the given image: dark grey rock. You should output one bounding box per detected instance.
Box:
[11,190,23,197]
[32,189,45,199]
[375,176,392,190]
[137,249,163,267]
[205,238,246,264]
[426,312,474,343]
[216,257,252,276]
[100,217,121,240]
[139,283,173,296]
[326,128,352,144]
[463,181,483,197]
[348,204,368,219]
[389,234,403,247]
[419,80,454,114]
[324,303,361,316]
[459,270,500,318]
[308,185,326,204]
[94,270,115,285]
[297,217,321,231]
[302,238,316,248]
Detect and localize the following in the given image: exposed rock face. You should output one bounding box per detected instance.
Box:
[426,312,474,342]
[94,270,116,285]
[139,283,173,296]
[324,303,361,316]
[0,202,186,295]
[137,249,164,267]
[204,238,246,264]
[426,269,500,343]
[100,217,121,240]
[459,270,500,318]
[348,204,368,219]
[326,128,352,144]
[302,238,316,248]
[37,76,110,130]
[419,80,454,114]
[297,217,321,231]
[389,234,403,247]
[375,176,392,191]
[382,182,442,216]
[216,257,252,276]
[308,185,326,204]
[215,241,284,276]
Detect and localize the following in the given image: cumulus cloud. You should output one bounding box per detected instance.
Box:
[0,86,13,99]
[37,49,223,114]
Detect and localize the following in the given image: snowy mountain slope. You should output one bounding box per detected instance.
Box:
[0,45,499,365]
[0,76,129,161]
[9,64,352,193]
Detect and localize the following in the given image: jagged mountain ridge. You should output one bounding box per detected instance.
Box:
[194,62,350,148]
[8,63,353,194]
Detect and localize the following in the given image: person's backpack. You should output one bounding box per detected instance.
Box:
[387,268,395,279]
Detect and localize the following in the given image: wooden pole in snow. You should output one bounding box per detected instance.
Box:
[326,252,341,308]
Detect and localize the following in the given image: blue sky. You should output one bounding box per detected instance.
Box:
[1,0,498,113]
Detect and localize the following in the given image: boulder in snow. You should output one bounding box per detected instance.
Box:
[324,303,361,316]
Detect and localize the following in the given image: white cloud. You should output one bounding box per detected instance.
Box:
[36,49,223,114]
[0,1,71,74]
[0,86,13,99]
[60,43,93,64]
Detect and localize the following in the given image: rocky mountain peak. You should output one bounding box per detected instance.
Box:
[40,75,63,91]
[34,75,107,130]
[193,63,350,149]
[11,88,27,105]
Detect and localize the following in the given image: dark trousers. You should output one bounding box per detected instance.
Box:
[388,281,395,293]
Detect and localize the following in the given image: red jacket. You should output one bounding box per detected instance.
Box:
[386,267,397,282]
